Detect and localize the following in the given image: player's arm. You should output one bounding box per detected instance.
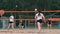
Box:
[35,14,37,22]
[43,16,45,21]
[50,20,52,24]
[42,14,46,22]
[12,16,14,22]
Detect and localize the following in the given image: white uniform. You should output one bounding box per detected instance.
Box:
[35,13,44,20]
[9,15,14,22]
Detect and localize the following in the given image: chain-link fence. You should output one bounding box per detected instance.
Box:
[0,11,60,29]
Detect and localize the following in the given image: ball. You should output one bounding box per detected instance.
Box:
[35,8,37,11]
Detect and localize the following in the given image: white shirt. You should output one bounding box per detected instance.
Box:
[35,13,44,20]
[9,15,14,22]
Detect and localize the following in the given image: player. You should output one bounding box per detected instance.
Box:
[8,14,14,30]
[47,19,52,29]
[35,10,45,33]
[19,20,24,29]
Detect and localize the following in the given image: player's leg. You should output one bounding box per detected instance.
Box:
[8,23,11,31]
[50,24,52,28]
[11,23,14,30]
[37,22,42,33]
[8,23,11,29]
[47,24,50,28]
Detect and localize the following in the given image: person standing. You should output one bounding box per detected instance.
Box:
[35,10,45,33]
[19,20,24,29]
[8,14,14,30]
[47,19,52,29]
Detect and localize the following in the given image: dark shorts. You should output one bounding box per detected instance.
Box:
[48,22,51,24]
[48,20,52,24]
[37,19,43,23]
[9,21,13,23]
[21,24,24,26]
[21,23,24,26]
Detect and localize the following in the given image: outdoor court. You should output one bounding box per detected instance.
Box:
[0,29,60,34]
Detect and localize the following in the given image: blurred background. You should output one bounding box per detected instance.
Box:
[0,0,60,29]
[0,0,60,10]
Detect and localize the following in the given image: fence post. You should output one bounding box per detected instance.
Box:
[58,21,60,28]
[24,20,27,28]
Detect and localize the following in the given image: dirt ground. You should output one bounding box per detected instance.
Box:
[0,29,60,34]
